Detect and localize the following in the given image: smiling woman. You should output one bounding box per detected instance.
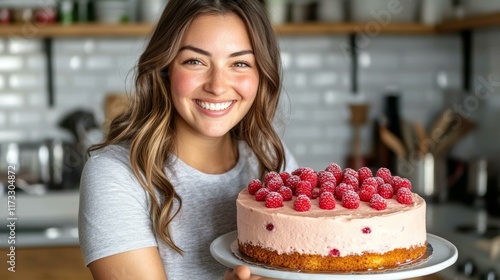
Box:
[78,0,298,280]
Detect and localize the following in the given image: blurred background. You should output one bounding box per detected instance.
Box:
[0,0,499,279]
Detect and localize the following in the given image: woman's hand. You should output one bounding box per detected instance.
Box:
[224,265,278,280]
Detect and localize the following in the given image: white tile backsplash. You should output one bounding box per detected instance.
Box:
[1,29,499,171]
[0,56,23,71]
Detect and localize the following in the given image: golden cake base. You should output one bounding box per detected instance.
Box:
[238,241,428,272]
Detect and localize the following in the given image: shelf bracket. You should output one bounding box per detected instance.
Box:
[43,38,55,107]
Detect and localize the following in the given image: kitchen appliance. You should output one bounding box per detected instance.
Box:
[0,139,83,193]
[429,204,500,280]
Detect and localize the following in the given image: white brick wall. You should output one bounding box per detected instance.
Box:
[0,31,499,172]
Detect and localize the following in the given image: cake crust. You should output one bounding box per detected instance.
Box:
[239,241,428,271]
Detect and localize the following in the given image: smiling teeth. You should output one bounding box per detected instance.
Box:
[197,101,232,111]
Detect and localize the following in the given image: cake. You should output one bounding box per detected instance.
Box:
[236,164,427,272]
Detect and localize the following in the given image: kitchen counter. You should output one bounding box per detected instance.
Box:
[0,190,80,248]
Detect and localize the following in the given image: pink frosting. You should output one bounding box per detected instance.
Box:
[237,189,426,257]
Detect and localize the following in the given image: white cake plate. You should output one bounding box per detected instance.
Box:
[210,231,457,280]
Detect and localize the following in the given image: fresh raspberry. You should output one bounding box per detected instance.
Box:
[361,177,378,190]
[264,171,282,184]
[329,248,340,257]
[294,194,311,212]
[370,194,387,210]
[319,192,336,210]
[325,163,343,183]
[374,176,385,187]
[319,181,336,195]
[342,190,360,209]
[278,186,293,201]
[247,179,263,195]
[358,167,373,184]
[265,192,284,208]
[399,178,412,191]
[279,171,291,183]
[266,223,274,231]
[362,227,371,234]
[285,175,300,192]
[295,181,313,198]
[266,177,283,192]
[342,174,359,191]
[391,176,403,190]
[292,167,314,177]
[317,170,337,187]
[396,188,413,204]
[255,188,270,201]
[378,183,394,199]
[376,167,392,184]
[343,168,359,181]
[359,185,377,202]
[300,169,318,188]
[335,183,354,200]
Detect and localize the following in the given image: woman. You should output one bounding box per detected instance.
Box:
[78,0,298,279]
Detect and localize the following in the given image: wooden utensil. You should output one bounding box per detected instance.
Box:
[434,114,476,157]
[414,122,428,157]
[379,125,407,159]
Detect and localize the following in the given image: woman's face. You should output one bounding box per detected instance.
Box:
[168,13,259,139]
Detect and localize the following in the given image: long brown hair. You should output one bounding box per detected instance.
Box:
[90,0,285,254]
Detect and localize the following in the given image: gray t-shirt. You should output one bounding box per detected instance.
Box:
[78,140,298,279]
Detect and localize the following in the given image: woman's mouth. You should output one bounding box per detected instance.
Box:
[195,100,234,111]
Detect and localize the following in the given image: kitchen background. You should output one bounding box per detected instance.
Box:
[1,0,500,279]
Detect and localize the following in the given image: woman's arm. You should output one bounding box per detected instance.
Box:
[89,247,167,280]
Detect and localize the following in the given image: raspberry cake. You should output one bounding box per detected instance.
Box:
[236,164,427,272]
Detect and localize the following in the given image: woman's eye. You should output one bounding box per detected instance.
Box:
[183,59,203,65]
[234,61,250,68]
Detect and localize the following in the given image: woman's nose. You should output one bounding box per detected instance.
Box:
[203,67,229,95]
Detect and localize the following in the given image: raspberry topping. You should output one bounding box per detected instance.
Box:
[391,176,403,190]
[325,163,342,183]
[295,181,313,198]
[247,179,263,195]
[335,183,354,200]
[362,227,371,234]
[342,190,360,209]
[255,188,270,201]
[361,177,378,189]
[378,183,394,199]
[399,178,412,191]
[278,186,293,201]
[266,177,284,192]
[342,174,359,191]
[376,167,392,184]
[329,248,340,257]
[300,169,318,189]
[317,170,337,188]
[264,171,282,184]
[279,171,291,183]
[343,168,359,181]
[358,167,373,184]
[374,176,385,187]
[285,175,300,192]
[370,194,387,210]
[266,223,274,231]
[396,188,413,204]
[319,181,336,195]
[292,167,314,177]
[319,192,336,210]
[294,194,311,212]
[359,185,377,202]
[265,192,284,208]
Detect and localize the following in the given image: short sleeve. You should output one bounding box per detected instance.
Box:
[78,150,158,266]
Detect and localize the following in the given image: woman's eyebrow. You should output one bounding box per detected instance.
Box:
[179,45,253,57]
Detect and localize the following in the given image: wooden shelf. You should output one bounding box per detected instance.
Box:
[274,22,437,35]
[0,12,499,38]
[437,12,500,33]
[0,23,155,38]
